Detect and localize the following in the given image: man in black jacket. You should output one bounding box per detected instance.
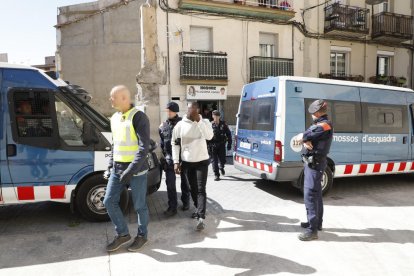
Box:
[208,110,232,181]
[159,102,190,216]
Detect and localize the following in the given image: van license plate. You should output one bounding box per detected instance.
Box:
[240,142,251,149]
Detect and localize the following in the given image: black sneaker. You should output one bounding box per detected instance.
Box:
[220,168,225,176]
[127,236,148,252]
[214,175,220,181]
[181,204,190,211]
[196,218,205,231]
[191,212,198,219]
[298,231,318,241]
[106,234,132,252]
[300,221,322,231]
[164,208,177,217]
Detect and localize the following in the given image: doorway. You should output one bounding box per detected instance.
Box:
[198,101,218,121]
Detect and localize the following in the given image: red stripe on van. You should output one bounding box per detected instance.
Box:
[410,162,414,170]
[373,163,381,173]
[17,186,35,200]
[399,162,407,171]
[386,163,394,172]
[50,185,66,199]
[358,164,367,174]
[344,165,353,174]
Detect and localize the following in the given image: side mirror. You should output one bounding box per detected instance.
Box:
[82,122,99,145]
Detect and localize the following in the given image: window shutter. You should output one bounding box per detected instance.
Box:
[190,27,212,51]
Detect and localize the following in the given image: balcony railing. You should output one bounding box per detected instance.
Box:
[179,51,228,81]
[324,3,369,37]
[372,12,413,42]
[249,57,293,83]
[319,73,364,82]
[179,0,295,21]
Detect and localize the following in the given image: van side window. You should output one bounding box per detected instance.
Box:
[55,97,86,146]
[14,92,53,138]
[332,102,362,133]
[362,103,408,134]
[305,99,362,133]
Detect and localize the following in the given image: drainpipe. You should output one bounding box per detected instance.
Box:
[411,0,414,89]
[166,8,171,101]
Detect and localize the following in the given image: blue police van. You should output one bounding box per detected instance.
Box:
[234,76,414,194]
[0,63,161,221]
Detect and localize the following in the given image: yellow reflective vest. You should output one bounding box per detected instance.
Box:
[111,107,139,162]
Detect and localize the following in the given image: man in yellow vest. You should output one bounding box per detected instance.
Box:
[103,85,150,252]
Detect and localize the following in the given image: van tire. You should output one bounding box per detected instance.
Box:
[296,166,333,196]
[75,174,129,222]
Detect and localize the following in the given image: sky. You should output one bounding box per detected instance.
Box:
[0,0,90,65]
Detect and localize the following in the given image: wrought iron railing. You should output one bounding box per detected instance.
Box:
[324,3,369,34]
[233,0,293,11]
[249,57,293,82]
[179,51,228,80]
[372,12,413,41]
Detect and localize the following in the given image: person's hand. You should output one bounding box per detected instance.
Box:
[194,114,201,122]
[304,141,313,150]
[103,167,111,180]
[174,163,181,175]
[120,169,134,185]
[227,144,232,151]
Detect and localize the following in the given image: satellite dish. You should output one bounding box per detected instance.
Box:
[365,0,387,5]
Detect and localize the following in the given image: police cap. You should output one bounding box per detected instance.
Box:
[166,102,179,112]
[212,110,221,116]
[308,99,327,114]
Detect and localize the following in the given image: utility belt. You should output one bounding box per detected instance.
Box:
[301,153,326,169]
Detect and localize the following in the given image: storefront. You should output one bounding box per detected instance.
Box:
[186,84,227,121]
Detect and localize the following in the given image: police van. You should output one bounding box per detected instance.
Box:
[0,63,161,221]
[234,76,414,194]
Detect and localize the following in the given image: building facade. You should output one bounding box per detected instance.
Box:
[56,0,414,133]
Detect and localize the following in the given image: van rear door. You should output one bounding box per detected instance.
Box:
[236,79,277,164]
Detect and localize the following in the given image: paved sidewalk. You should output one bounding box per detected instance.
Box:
[1,161,414,275]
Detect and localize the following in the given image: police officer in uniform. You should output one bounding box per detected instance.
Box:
[159,102,190,216]
[208,110,232,181]
[298,99,333,241]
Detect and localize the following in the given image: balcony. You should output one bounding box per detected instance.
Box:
[178,0,295,22]
[372,12,413,43]
[319,73,364,82]
[179,51,228,84]
[249,57,293,83]
[324,3,369,38]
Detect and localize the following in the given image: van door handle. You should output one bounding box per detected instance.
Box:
[403,136,407,144]
[7,144,17,157]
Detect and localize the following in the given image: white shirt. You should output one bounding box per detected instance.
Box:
[171,115,214,163]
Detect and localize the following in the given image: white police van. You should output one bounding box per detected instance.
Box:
[234,76,414,194]
[0,63,161,221]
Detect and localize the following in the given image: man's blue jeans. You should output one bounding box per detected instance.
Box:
[103,172,149,238]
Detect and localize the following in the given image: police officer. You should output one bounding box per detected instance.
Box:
[159,102,190,216]
[298,99,333,241]
[208,110,232,181]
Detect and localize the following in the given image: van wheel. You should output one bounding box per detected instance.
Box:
[297,166,333,196]
[75,174,129,222]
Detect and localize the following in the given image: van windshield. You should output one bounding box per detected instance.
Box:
[59,86,110,132]
[238,98,275,131]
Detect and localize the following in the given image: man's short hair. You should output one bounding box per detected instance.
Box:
[190,101,199,109]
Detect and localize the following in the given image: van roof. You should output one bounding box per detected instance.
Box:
[0,62,35,70]
[276,76,414,93]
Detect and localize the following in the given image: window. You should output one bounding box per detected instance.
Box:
[378,0,389,13]
[377,56,392,76]
[253,99,275,131]
[259,33,278,58]
[330,52,348,77]
[55,97,86,146]
[238,100,253,130]
[14,92,53,138]
[362,103,407,134]
[305,99,362,133]
[238,99,275,131]
[190,26,212,52]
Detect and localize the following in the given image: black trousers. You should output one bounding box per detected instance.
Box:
[165,165,190,210]
[181,159,209,219]
[209,143,226,177]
